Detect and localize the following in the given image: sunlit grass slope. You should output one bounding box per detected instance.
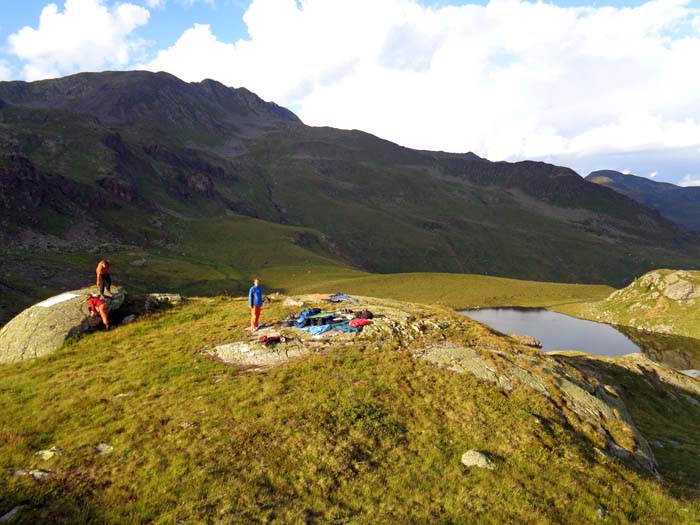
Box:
[1,298,699,523]
[275,271,614,309]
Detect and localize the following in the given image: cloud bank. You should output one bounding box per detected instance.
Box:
[8,0,150,80]
[141,0,700,172]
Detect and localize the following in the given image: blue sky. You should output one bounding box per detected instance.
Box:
[1,0,699,185]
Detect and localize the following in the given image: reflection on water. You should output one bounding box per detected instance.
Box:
[462,308,700,372]
[617,326,700,371]
[462,308,640,356]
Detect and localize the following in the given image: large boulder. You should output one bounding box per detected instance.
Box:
[0,287,126,364]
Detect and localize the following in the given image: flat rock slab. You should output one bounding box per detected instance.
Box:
[0,286,126,364]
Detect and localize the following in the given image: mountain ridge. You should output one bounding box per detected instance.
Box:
[586,170,700,232]
[1,70,700,323]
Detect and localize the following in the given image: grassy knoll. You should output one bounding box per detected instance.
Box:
[1,297,700,523]
[275,271,614,310]
[553,269,700,340]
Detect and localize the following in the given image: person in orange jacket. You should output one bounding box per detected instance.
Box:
[96,259,112,296]
[87,294,111,330]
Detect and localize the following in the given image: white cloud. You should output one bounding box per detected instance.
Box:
[0,60,12,81]
[680,175,700,187]
[649,171,658,178]
[141,0,700,166]
[179,0,215,5]
[8,0,150,81]
[143,0,214,8]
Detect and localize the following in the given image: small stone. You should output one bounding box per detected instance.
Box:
[460,450,496,470]
[130,258,147,267]
[36,447,62,461]
[12,468,54,480]
[95,443,114,455]
[598,506,607,519]
[121,314,137,325]
[508,334,543,348]
[145,293,182,312]
[602,385,620,398]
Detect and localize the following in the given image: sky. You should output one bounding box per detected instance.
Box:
[1,0,699,186]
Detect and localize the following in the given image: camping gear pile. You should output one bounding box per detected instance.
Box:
[284,307,374,336]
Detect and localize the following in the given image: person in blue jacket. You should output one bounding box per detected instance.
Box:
[248,278,263,329]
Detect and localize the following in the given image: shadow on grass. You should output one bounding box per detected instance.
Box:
[616,326,700,371]
[558,353,700,488]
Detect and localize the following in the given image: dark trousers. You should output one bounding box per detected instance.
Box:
[99,273,112,295]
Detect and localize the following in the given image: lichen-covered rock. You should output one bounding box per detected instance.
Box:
[460,450,496,470]
[145,293,182,312]
[0,287,126,364]
[209,340,310,367]
[663,280,696,301]
[509,334,543,348]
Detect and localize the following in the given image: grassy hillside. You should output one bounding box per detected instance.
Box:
[1,295,700,523]
[278,271,613,309]
[3,71,700,298]
[0,214,612,328]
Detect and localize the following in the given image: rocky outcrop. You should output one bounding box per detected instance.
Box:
[581,269,700,338]
[206,294,675,474]
[0,287,126,364]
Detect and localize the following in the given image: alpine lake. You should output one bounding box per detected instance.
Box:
[461,308,700,377]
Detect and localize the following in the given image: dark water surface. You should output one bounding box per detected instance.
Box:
[462,308,641,356]
[461,308,700,372]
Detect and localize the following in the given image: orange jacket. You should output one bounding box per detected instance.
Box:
[96,260,110,281]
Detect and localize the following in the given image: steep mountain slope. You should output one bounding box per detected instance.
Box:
[586,170,700,231]
[1,70,700,321]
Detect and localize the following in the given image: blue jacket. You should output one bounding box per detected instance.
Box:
[248,285,263,307]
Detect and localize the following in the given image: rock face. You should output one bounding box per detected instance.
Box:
[0,287,126,364]
[422,342,660,474]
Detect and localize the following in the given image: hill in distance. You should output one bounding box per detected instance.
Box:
[586,170,700,232]
[2,70,700,322]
